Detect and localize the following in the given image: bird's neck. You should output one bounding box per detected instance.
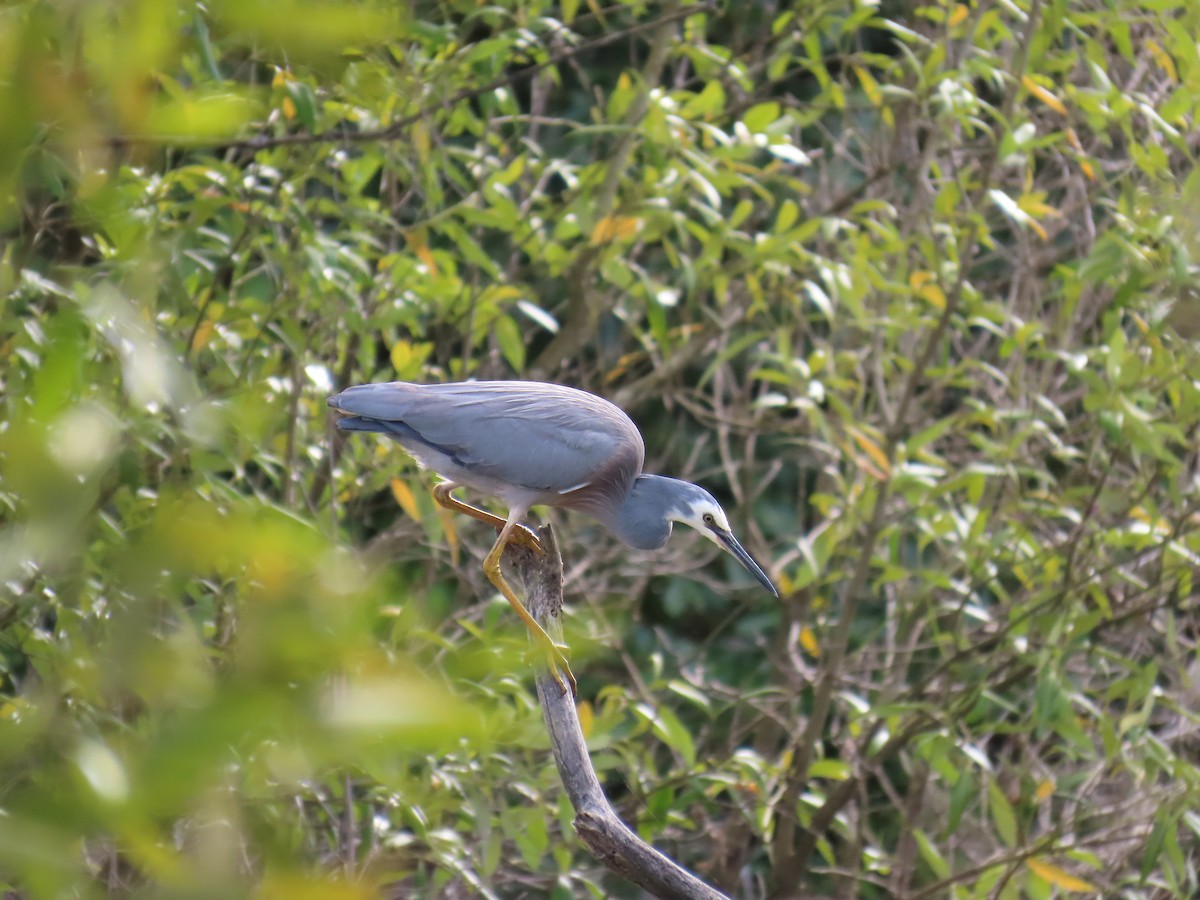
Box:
[600,475,678,551]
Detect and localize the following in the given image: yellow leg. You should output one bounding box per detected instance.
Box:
[432,482,542,554]
[484,518,577,698]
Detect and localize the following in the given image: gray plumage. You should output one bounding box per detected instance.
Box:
[329,380,776,595]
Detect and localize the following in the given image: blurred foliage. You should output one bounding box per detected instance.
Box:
[2,0,1200,897]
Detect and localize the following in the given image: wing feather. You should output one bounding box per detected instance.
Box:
[330,381,644,495]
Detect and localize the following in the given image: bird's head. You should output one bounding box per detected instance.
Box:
[669,484,779,597]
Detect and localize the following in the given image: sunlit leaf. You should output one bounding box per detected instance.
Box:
[405,230,438,275]
[1020,75,1067,115]
[1026,859,1097,892]
[798,625,820,657]
[191,318,216,351]
[848,427,891,476]
[590,215,642,244]
[853,65,882,107]
[390,478,422,522]
[1145,39,1177,82]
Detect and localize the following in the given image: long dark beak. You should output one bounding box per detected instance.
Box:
[712,527,778,597]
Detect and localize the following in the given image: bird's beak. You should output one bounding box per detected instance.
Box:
[712,527,778,597]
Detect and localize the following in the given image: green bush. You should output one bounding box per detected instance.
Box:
[2,0,1198,896]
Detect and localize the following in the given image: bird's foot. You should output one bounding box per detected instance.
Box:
[504,523,544,555]
[528,639,576,699]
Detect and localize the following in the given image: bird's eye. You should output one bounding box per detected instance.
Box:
[702,513,716,526]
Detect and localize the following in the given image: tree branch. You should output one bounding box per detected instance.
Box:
[511,525,731,900]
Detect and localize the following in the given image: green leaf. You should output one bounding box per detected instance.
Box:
[680,80,726,119]
[743,101,781,132]
[511,807,548,870]
[636,703,697,768]
[1141,808,1173,879]
[913,828,951,880]
[947,770,974,834]
[808,759,850,780]
[494,314,526,372]
[988,781,1018,847]
[775,199,799,233]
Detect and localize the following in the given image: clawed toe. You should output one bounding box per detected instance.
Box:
[527,640,576,698]
[509,524,544,555]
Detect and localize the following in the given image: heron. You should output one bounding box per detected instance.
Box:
[328,380,777,697]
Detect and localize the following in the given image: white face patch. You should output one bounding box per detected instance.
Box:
[676,498,732,544]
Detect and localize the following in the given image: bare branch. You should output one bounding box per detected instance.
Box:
[512,525,733,900]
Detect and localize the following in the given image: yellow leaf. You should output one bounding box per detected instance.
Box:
[281,95,297,121]
[919,283,946,308]
[1146,39,1177,82]
[1018,199,1060,218]
[390,478,422,522]
[948,3,969,25]
[405,230,438,276]
[417,245,437,273]
[577,700,593,738]
[1021,75,1067,115]
[799,626,820,658]
[1027,218,1049,241]
[1035,778,1055,801]
[191,319,215,352]
[1079,159,1095,181]
[271,69,290,88]
[412,119,431,165]
[1026,859,1097,892]
[391,339,413,373]
[910,271,945,308]
[853,65,881,107]
[849,427,891,476]
[437,507,460,566]
[0,699,27,719]
[590,215,642,244]
[1065,127,1083,152]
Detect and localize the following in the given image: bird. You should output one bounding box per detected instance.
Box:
[328,380,778,697]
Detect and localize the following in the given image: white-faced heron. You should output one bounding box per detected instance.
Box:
[328,380,778,696]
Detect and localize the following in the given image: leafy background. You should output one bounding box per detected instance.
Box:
[2,0,1199,897]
